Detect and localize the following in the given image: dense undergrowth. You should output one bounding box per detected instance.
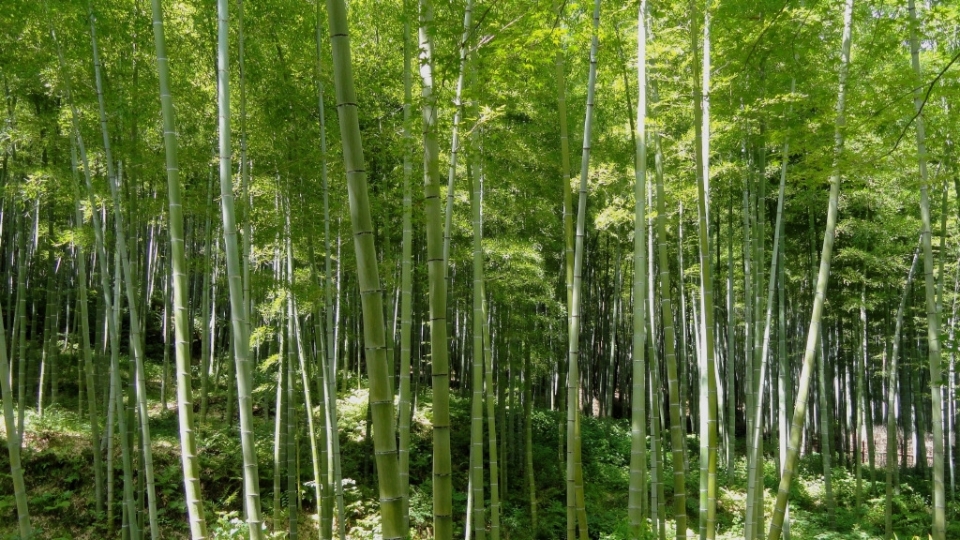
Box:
[0,365,956,539]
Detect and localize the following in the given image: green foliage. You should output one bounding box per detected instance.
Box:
[208,511,274,540]
[2,375,956,540]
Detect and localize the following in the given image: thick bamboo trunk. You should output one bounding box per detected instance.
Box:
[907,2,947,537]
[144,0,211,534]
[418,2,454,536]
[398,0,414,533]
[628,3,649,536]
[325,0,404,536]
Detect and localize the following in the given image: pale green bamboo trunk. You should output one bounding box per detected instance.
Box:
[88,8,162,535]
[312,4,347,537]
[12,189,27,446]
[775,78,796,540]
[777,244,790,540]
[398,1,415,533]
[212,0,264,534]
[691,2,718,536]
[68,141,132,534]
[308,241,334,540]
[650,78,687,540]
[200,171,214,425]
[0,220,30,539]
[286,289,298,539]
[906,2,946,537]
[53,19,140,538]
[418,2,453,536]
[36,230,56,418]
[855,288,867,515]
[289,237,322,537]
[628,3,649,536]
[817,323,834,526]
[442,0,474,268]
[238,0,252,349]
[325,0,404,536]
[746,127,787,540]
[567,2,601,538]
[726,183,735,479]
[649,314,667,540]
[647,114,665,540]
[470,122,487,540]
[554,1,575,503]
[742,161,755,530]
[766,1,854,537]
[523,342,536,533]
[71,198,105,520]
[886,249,918,539]
[274,267,287,532]
[482,286,501,540]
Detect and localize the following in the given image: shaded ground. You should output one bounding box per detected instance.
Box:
[0,360,956,539]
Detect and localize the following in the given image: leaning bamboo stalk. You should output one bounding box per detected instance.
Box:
[325,0,404,536]
[886,248,919,539]
[0,193,30,540]
[88,8,163,536]
[767,1,854,537]
[567,2,601,539]
[51,16,140,538]
[746,105,788,540]
[442,0,474,269]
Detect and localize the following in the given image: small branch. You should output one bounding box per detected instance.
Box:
[892,49,960,151]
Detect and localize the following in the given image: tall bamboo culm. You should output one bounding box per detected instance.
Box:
[567,2,601,538]
[325,0,405,537]
[0,230,30,539]
[885,249,918,539]
[651,80,687,540]
[418,1,454,536]
[470,103,487,540]
[88,7,164,537]
[628,2,649,537]
[213,0,264,535]
[398,0,415,534]
[51,16,139,537]
[767,1,854,537]
[906,2,946,538]
[691,1,718,536]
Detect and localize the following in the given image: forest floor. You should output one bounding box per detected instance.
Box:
[0,361,954,540]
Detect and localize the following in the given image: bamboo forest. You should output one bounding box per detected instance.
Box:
[3,0,960,538]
